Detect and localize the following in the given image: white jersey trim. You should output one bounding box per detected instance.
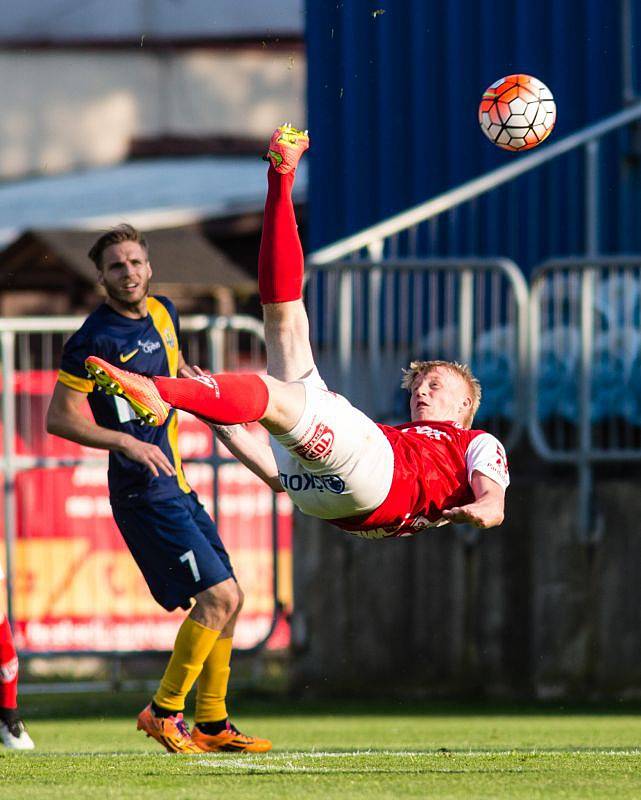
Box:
[465,432,510,489]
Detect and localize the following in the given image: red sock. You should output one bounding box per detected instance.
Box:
[154,373,269,424]
[0,616,18,710]
[258,166,304,304]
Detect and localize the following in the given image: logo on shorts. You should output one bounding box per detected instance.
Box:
[279,472,345,494]
[293,422,335,461]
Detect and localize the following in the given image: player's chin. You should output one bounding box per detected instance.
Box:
[120,288,146,303]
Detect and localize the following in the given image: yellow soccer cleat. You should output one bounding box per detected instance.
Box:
[191,720,272,753]
[85,356,170,426]
[136,704,204,754]
[264,123,309,174]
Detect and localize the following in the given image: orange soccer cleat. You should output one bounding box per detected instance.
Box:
[85,356,170,426]
[191,720,272,753]
[136,704,204,754]
[264,124,309,174]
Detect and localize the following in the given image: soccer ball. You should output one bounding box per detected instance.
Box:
[478,74,556,152]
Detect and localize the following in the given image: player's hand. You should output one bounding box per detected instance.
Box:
[179,363,210,379]
[178,363,197,378]
[119,436,177,478]
[442,501,503,529]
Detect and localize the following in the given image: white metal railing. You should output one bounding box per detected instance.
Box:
[307,101,641,266]
[530,257,641,542]
[0,314,280,655]
[306,258,528,450]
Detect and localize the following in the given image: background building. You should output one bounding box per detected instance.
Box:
[0,0,307,312]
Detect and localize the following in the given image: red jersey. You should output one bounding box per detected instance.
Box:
[335,420,509,538]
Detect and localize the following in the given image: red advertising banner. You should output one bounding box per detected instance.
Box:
[2,371,292,653]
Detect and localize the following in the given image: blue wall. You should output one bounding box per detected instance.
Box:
[306,1,641,272]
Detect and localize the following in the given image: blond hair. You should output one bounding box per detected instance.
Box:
[401,359,481,428]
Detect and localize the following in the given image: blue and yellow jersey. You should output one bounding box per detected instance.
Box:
[58,295,191,503]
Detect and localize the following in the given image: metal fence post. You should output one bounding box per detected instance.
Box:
[207,322,227,524]
[585,140,601,256]
[578,268,598,543]
[579,141,600,543]
[458,269,474,364]
[1,331,17,625]
[337,269,353,398]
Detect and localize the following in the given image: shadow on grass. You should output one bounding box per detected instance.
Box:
[19,690,641,721]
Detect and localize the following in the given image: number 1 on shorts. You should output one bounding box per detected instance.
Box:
[179,549,201,582]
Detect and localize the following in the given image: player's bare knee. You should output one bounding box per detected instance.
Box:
[213,582,240,618]
[235,585,245,613]
[194,578,238,624]
[260,378,306,433]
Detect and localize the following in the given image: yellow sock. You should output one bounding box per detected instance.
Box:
[153,617,220,712]
[195,635,233,723]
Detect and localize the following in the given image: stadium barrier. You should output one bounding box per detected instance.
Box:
[305,258,529,452]
[306,255,641,545]
[0,315,292,657]
[530,257,641,542]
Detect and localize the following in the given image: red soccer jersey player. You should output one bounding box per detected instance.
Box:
[0,566,34,750]
[83,125,508,538]
[337,419,509,538]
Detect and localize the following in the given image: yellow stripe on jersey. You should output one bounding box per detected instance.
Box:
[167,410,191,494]
[146,298,189,493]
[58,369,94,393]
[146,296,179,377]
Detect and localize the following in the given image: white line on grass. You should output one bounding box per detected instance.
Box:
[186,748,641,768]
[18,748,641,760]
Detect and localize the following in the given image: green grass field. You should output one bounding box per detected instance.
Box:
[2,692,641,799]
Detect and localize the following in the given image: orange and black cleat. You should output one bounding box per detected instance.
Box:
[191,720,272,753]
[263,124,309,174]
[137,704,204,754]
[85,356,170,426]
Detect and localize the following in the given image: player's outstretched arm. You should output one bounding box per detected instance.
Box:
[441,471,505,529]
[212,424,284,493]
[46,382,176,478]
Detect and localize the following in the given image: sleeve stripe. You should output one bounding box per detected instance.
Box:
[57,369,94,393]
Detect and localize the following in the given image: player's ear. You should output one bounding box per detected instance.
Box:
[96,268,105,287]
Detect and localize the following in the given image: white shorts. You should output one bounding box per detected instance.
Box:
[270,369,394,519]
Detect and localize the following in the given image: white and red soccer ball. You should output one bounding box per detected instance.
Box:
[478,74,556,152]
